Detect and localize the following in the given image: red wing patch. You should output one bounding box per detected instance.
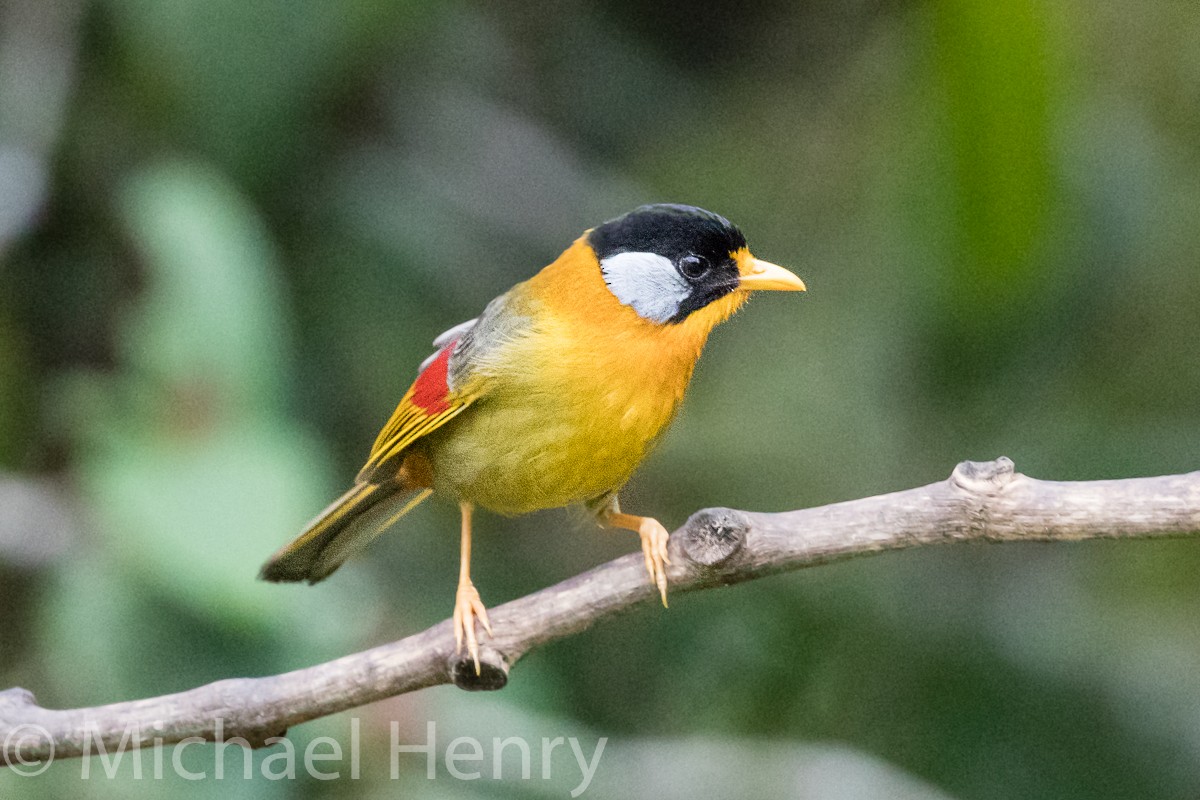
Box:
[411,341,455,414]
[357,338,476,483]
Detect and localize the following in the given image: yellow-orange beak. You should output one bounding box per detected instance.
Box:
[738,257,806,292]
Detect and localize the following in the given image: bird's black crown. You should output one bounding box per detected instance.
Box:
[588,204,747,264]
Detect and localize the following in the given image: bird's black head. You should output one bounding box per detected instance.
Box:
[588,204,750,324]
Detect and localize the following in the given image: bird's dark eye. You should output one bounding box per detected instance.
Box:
[678,255,710,281]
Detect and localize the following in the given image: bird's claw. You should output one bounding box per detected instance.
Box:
[453,581,493,675]
[638,518,671,607]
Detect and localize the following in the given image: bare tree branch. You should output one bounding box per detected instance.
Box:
[4,457,1199,767]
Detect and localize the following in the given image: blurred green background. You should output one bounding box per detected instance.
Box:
[2,0,1199,797]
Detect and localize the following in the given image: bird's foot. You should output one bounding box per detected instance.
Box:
[453,581,493,675]
[637,517,671,607]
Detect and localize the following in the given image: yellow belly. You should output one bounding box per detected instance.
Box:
[424,354,690,514]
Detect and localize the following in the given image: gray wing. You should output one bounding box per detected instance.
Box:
[419,318,478,372]
[419,288,532,386]
[432,318,478,349]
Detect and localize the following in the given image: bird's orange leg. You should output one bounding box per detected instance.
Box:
[452,502,492,674]
[598,507,671,607]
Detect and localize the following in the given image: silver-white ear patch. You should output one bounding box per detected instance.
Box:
[600,251,689,323]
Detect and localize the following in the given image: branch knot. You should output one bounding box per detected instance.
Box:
[951,457,1017,494]
[449,648,508,691]
[679,508,749,568]
[0,688,36,719]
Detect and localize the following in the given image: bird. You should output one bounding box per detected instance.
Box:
[259,203,805,672]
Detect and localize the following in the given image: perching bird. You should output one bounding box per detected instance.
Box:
[260,204,805,671]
